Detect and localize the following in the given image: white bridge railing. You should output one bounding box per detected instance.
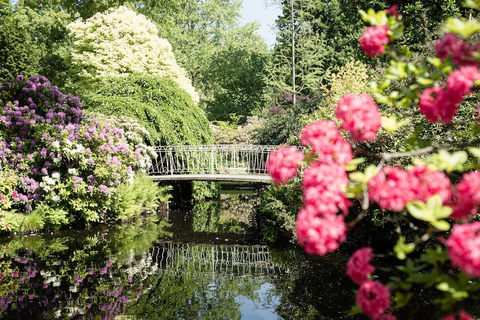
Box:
[150,145,280,176]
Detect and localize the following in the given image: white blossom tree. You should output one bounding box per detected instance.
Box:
[67,6,199,103]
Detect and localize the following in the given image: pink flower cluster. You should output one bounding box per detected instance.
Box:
[335,94,382,143]
[357,280,392,317]
[295,121,352,256]
[300,120,352,165]
[447,222,480,278]
[442,311,474,320]
[419,66,480,124]
[450,171,480,220]
[435,33,479,67]
[267,146,305,186]
[360,25,390,58]
[302,162,351,216]
[368,165,451,211]
[346,247,375,284]
[296,207,347,256]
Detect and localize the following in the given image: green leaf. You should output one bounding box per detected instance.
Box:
[381,115,411,132]
[427,57,443,68]
[417,77,435,86]
[465,0,480,8]
[346,158,365,171]
[394,236,415,260]
[359,8,389,25]
[347,304,362,316]
[468,147,480,158]
[349,172,367,183]
[406,195,452,230]
[394,291,413,308]
[444,18,480,38]
[428,150,468,173]
[420,247,449,265]
[432,220,451,231]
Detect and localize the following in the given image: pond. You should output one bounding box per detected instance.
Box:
[0,192,475,319]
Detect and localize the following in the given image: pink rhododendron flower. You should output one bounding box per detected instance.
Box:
[435,33,462,61]
[442,311,474,320]
[300,121,352,165]
[296,207,347,256]
[335,94,382,143]
[450,171,480,220]
[409,164,451,203]
[435,33,480,67]
[447,222,480,277]
[360,25,390,58]
[447,66,480,99]
[385,4,400,17]
[368,166,418,211]
[418,87,460,124]
[302,161,351,216]
[452,42,480,67]
[346,247,375,284]
[357,280,391,317]
[267,146,305,186]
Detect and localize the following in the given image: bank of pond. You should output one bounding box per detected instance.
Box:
[0,192,479,319]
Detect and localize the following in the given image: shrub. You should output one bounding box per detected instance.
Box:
[83,76,213,146]
[267,5,480,318]
[0,75,168,232]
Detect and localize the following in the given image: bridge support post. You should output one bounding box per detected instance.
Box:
[170,180,193,210]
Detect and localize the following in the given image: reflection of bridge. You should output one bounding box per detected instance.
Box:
[149,145,279,182]
[150,242,290,278]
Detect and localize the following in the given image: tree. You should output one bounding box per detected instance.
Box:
[0,9,41,84]
[202,23,270,123]
[267,0,328,105]
[136,0,243,88]
[83,76,213,146]
[66,6,199,102]
[0,2,75,86]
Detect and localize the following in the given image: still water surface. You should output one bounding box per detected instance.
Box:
[0,194,357,319]
[2,193,470,319]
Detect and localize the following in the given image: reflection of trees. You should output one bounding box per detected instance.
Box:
[0,216,171,319]
[127,273,264,319]
[127,242,288,319]
[192,194,259,234]
[267,248,358,320]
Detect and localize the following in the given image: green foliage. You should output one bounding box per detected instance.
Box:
[0,4,72,86]
[254,96,320,145]
[83,76,213,145]
[267,0,328,101]
[212,116,265,144]
[0,9,41,84]
[257,181,303,244]
[202,24,269,123]
[115,173,172,221]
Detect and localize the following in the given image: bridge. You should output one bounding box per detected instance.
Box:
[121,242,291,280]
[149,145,280,182]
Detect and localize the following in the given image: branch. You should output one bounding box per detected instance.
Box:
[381,145,435,161]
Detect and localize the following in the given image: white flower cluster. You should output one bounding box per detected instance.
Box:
[68,6,199,103]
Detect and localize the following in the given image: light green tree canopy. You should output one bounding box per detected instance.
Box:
[67,6,199,103]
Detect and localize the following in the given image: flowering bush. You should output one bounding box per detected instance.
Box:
[0,75,165,231]
[268,4,480,319]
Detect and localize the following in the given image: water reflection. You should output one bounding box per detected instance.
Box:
[0,194,358,319]
[0,218,170,319]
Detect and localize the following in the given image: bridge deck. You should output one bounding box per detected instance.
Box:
[150,174,272,182]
